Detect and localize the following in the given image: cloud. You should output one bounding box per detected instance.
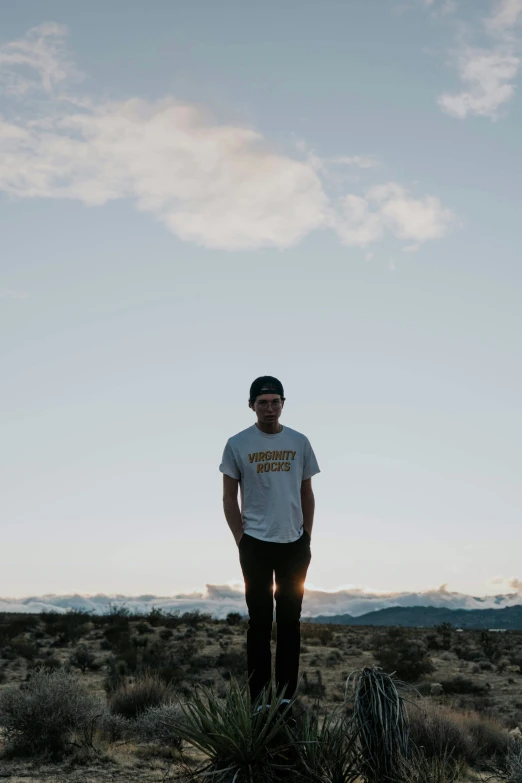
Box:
[0,286,30,299]
[0,24,453,251]
[330,155,380,169]
[2,584,522,618]
[0,22,80,97]
[438,47,519,118]
[333,183,453,247]
[437,0,522,119]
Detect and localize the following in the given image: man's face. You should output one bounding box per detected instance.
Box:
[250,393,284,425]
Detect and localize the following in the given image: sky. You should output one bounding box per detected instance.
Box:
[1,0,521,608]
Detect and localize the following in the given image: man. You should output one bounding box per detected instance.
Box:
[220,376,320,716]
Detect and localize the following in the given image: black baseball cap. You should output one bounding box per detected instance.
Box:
[249,376,285,403]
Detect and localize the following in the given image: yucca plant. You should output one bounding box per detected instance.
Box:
[345,666,410,783]
[292,706,362,783]
[173,677,298,782]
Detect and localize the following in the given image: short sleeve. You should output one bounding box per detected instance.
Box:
[219,440,241,480]
[302,439,320,480]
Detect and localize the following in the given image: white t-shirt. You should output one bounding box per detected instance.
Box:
[219,424,320,543]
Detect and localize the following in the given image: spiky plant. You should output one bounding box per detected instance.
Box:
[173,677,297,782]
[292,706,362,783]
[345,665,410,783]
[397,744,464,783]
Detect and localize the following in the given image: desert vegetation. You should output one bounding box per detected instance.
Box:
[1,609,522,781]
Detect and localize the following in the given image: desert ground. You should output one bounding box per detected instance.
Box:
[1,609,521,781]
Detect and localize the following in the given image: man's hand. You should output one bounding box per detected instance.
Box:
[301,478,315,540]
[223,475,244,545]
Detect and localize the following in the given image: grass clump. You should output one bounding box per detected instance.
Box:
[0,667,102,759]
[294,707,361,782]
[108,672,171,720]
[397,744,465,783]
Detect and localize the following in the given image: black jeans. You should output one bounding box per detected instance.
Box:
[238,530,311,703]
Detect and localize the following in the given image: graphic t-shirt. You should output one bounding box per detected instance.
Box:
[219,424,320,543]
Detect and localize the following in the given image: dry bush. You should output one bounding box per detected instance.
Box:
[108,672,172,720]
[460,710,511,762]
[0,667,102,759]
[438,675,488,695]
[98,711,135,742]
[137,703,183,748]
[69,644,97,673]
[300,669,326,699]
[373,628,435,682]
[407,700,476,766]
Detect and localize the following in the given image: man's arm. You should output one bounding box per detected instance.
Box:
[223,475,243,546]
[301,478,315,539]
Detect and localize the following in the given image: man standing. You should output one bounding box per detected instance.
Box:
[220,376,320,715]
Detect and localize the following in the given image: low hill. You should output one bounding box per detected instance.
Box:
[309,604,522,629]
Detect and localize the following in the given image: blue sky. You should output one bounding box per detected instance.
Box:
[1,0,521,604]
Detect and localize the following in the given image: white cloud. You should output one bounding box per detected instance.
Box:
[0,286,30,299]
[438,47,519,118]
[437,0,522,119]
[331,155,379,169]
[1,584,522,618]
[0,24,453,251]
[334,183,453,247]
[0,22,80,97]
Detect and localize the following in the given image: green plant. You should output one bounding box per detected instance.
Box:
[226,612,243,626]
[372,628,435,681]
[397,744,464,783]
[293,707,361,782]
[346,666,409,783]
[437,676,487,695]
[0,667,102,759]
[172,677,297,782]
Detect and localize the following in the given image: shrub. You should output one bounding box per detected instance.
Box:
[108,673,171,720]
[217,649,247,680]
[373,628,435,682]
[225,612,243,626]
[137,703,183,749]
[9,638,38,661]
[69,644,97,673]
[98,711,135,742]
[438,676,487,695]
[0,613,39,642]
[300,669,326,699]
[41,609,92,645]
[0,667,102,759]
[505,741,522,783]
[181,610,212,627]
[398,744,464,783]
[406,701,475,766]
[461,711,511,762]
[159,628,174,641]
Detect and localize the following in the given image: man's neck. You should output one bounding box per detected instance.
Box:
[255,421,283,435]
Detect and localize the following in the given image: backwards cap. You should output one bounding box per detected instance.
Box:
[249,375,285,403]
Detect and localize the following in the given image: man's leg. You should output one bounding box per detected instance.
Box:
[239,535,275,702]
[273,532,311,701]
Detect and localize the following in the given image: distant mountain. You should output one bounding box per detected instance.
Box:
[309,604,522,629]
